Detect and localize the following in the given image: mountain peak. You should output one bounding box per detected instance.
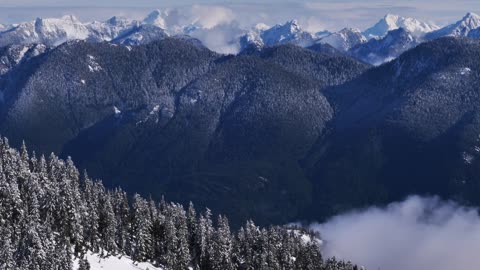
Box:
[427,12,480,39]
[464,12,480,20]
[105,16,134,28]
[240,19,314,49]
[273,19,302,33]
[460,12,480,27]
[320,27,367,51]
[364,14,438,39]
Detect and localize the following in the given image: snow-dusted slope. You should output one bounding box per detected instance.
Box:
[350,28,418,65]
[468,27,480,38]
[88,16,140,42]
[261,20,315,47]
[240,20,315,50]
[0,15,90,46]
[363,14,438,39]
[0,44,47,75]
[74,252,164,270]
[0,15,142,47]
[320,28,367,51]
[426,12,480,39]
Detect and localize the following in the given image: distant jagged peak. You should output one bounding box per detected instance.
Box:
[105,15,136,27]
[268,19,303,34]
[426,12,480,39]
[463,12,480,21]
[364,13,439,40]
[458,12,480,28]
[320,27,367,51]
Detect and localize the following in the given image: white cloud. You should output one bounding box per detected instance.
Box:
[310,196,480,270]
[189,5,236,29]
[189,21,243,54]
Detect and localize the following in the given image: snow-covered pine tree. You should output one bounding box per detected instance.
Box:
[187,201,198,267]
[98,190,118,254]
[174,204,190,270]
[195,209,214,269]
[112,188,131,253]
[81,174,101,252]
[131,194,153,262]
[0,226,15,269]
[211,215,234,270]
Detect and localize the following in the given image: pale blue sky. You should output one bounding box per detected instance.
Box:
[0,1,478,31]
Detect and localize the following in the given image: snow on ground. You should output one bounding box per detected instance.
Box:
[73,251,164,270]
[87,54,103,72]
[113,106,121,115]
[14,46,29,64]
[460,67,472,75]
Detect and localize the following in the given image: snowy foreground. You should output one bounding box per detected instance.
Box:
[73,252,164,270]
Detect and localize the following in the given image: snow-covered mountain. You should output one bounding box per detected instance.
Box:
[426,12,480,39]
[240,20,315,50]
[111,24,168,45]
[319,28,367,51]
[0,15,143,47]
[0,15,90,47]
[1,11,480,58]
[363,14,439,40]
[350,28,418,65]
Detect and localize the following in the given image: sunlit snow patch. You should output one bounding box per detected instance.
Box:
[87,54,103,72]
[460,67,471,75]
[73,251,164,270]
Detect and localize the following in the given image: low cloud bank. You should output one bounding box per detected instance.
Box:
[310,196,480,270]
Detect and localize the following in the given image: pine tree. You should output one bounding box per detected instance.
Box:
[131,194,153,262]
[0,226,15,270]
[174,204,190,270]
[211,215,234,270]
[195,209,214,269]
[81,175,101,252]
[112,188,131,253]
[98,191,118,254]
[162,218,178,269]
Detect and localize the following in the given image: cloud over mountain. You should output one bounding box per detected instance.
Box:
[312,196,480,270]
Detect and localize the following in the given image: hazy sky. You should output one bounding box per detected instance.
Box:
[0,1,478,31]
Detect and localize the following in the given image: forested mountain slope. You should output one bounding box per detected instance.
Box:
[304,37,480,219]
[0,38,369,226]
[3,35,480,228]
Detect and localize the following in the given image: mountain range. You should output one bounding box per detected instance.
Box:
[1,32,480,227]
[2,11,480,227]
[1,11,480,65]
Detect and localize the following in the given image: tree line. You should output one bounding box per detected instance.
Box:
[0,136,360,270]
